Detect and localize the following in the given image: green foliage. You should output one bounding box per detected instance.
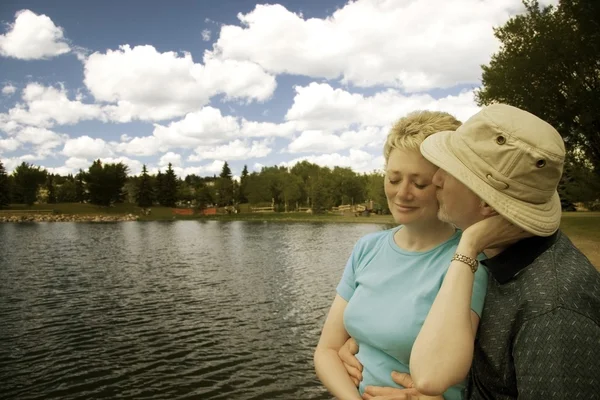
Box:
[0,159,9,208]
[12,162,47,206]
[195,183,214,210]
[85,160,129,206]
[75,170,86,203]
[46,175,56,204]
[57,179,77,203]
[159,163,178,207]
[238,165,249,203]
[216,161,234,206]
[136,165,154,208]
[476,0,600,177]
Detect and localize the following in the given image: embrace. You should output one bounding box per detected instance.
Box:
[314,104,600,400]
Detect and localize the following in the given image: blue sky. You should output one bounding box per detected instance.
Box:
[0,0,557,178]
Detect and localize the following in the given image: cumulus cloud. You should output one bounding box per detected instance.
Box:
[65,157,91,170]
[280,149,385,174]
[83,44,276,122]
[190,138,272,161]
[0,137,20,153]
[286,83,480,130]
[202,29,211,41]
[2,84,17,96]
[0,10,70,60]
[62,135,112,159]
[211,0,554,91]
[159,152,182,168]
[2,83,104,128]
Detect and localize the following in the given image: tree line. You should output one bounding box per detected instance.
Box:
[1,0,598,211]
[0,158,389,213]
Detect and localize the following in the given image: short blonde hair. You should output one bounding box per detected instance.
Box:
[384,111,462,163]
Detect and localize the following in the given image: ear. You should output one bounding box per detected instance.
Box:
[480,201,498,218]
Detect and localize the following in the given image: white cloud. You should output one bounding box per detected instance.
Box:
[2,84,16,95]
[287,130,346,154]
[99,156,144,176]
[191,139,272,161]
[166,160,225,178]
[152,106,240,148]
[15,126,67,156]
[45,166,74,176]
[281,149,385,174]
[212,0,548,91]
[62,136,111,159]
[253,162,264,171]
[159,152,182,168]
[65,157,90,170]
[202,29,211,41]
[286,83,479,130]
[83,44,275,122]
[0,137,20,153]
[113,135,163,157]
[240,119,296,138]
[0,10,70,60]
[3,83,104,128]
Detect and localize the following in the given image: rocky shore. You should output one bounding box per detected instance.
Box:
[0,214,139,223]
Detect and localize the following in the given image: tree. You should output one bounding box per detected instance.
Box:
[136,165,153,208]
[476,0,600,176]
[0,159,9,208]
[57,180,77,203]
[161,163,178,207]
[239,165,249,203]
[85,160,129,206]
[12,162,47,206]
[75,169,86,203]
[45,174,56,204]
[195,183,213,210]
[217,161,234,206]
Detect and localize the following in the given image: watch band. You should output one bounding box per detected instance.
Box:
[452,253,479,273]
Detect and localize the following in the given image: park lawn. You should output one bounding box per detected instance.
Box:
[559,212,600,270]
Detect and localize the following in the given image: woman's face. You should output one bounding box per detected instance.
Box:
[384,147,441,226]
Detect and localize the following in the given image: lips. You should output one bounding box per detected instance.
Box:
[395,204,417,212]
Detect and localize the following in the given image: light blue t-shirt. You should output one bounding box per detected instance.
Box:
[337,226,488,400]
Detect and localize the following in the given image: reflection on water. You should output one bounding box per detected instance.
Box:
[0,221,389,399]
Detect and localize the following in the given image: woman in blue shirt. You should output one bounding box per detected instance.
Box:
[313,111,489,400]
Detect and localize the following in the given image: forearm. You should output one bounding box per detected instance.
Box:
[410,241,478,395]
[314,347,362,400]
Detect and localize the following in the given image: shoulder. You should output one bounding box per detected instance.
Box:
[353,227,394,252]
[517,232,600,323]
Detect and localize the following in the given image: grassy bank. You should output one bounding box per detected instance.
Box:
[2,204,599,268]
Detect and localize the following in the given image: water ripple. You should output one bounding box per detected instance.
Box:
[0,221,386,399]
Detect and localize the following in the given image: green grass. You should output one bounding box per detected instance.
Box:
[559,212,600,269]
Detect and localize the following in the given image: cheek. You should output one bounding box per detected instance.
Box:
[384,182,395,198]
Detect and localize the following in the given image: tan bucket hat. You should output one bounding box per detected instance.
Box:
[420,103,565,236]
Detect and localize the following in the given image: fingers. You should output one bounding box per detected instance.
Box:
[363,385,419,397]
[344,363,363,384]
[390,371,415,388]
[347,337,359,354]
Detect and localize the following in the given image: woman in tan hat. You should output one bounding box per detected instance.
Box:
[314,111,489,400]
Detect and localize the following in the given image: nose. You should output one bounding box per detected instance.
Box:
[432,169,444,188]
[396,180,413,200]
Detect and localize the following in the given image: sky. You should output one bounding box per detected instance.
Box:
[0,0,558,179]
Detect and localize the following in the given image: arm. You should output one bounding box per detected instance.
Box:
[409,240,481,396]
[410,215,530,395]
[314,294,363,400]
[513,308,600,399]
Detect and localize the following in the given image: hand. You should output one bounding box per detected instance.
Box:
[362,372,444,400]
[339,337,363,387]
[461,215,534,254]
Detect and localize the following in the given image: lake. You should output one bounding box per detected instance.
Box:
[0,221,390,400]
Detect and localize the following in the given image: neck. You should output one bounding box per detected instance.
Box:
[395,219,457,252]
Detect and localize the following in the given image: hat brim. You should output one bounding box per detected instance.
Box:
[421,130,561,236]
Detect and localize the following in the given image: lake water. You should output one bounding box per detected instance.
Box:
[0,221,390,400]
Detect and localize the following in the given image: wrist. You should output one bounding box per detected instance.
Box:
[456,238,480,258]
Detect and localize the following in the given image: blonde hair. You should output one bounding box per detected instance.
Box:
[384,111,462,163]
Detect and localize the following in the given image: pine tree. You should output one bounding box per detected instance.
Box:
[162,163,178,207]
[0,159,9,209]
[136,164,153,208]
[217,161,234,206]
[75,169,86,203]
[239,164,249,203]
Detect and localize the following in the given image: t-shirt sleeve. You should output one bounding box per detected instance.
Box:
[336,242,360,301]
[470,263,489,317]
